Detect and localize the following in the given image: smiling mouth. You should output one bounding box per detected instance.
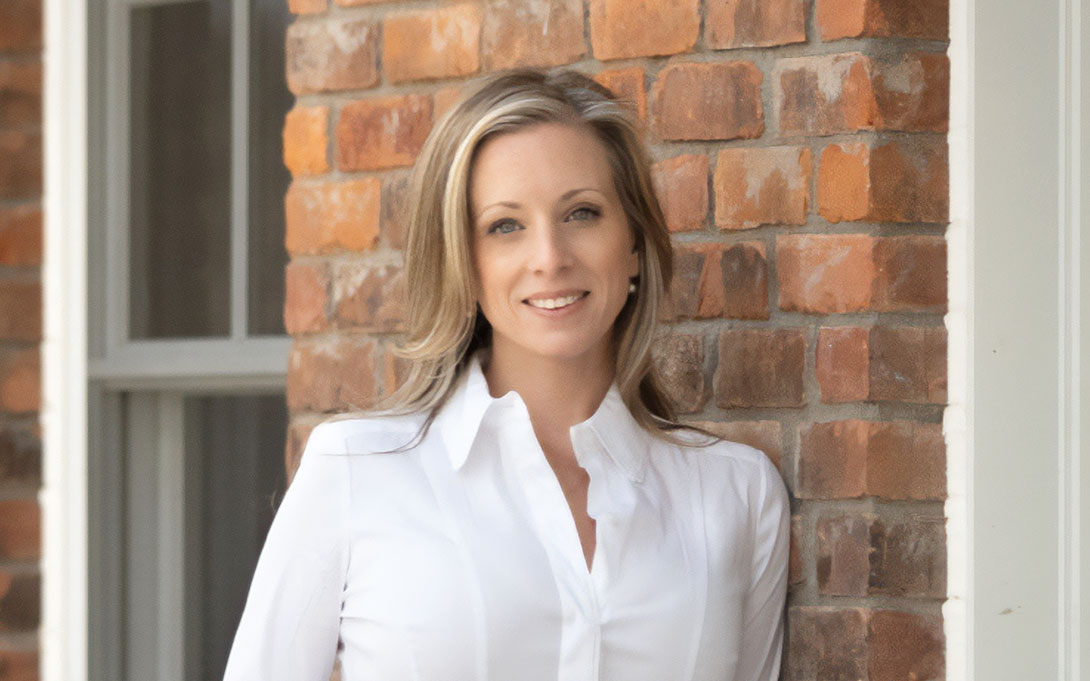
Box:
[524,292,589,310]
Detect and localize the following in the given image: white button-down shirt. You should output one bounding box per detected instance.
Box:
[224,357,789,681]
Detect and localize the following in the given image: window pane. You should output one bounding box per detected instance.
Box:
[247,0,293,336]
[129,1,232,339]
[184,394,287,680]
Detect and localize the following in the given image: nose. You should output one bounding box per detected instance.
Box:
[527,221,573,275]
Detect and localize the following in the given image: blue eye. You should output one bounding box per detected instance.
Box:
[567,206,601,222]
[487,219,522,235]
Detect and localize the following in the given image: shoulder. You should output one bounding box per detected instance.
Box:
[659,427,787,509]
[303,411,430,457]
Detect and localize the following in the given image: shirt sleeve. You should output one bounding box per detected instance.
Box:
[222,423,349,681]
[734,456,791,681]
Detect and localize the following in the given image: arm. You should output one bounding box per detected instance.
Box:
[734,457,791,681]
[222,423,349,681]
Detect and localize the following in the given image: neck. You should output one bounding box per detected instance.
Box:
[482,344,615,445]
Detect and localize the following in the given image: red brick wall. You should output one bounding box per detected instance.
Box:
[282,0,949,678]
[0,0,42,679]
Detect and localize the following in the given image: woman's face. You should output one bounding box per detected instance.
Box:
[469,122,639,369]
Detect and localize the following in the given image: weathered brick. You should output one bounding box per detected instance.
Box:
[706,0,806,48]
[873,235,947,310]
[652,154,708,233]
[817,0,949,40]
[817,513,871,595]
[869,326,946,403]
[0,649,37,681]
[714,146,810,229]
[286,19,378,94]
[786,607,868,681]
[594,67,647,122]
[0,206,41,267]
[687,419,783,468]
[0,0,41,52]
[720,242,770,319]
[0,281,39,342]
[816,326,870,402]
[869,610,945,681]
[0,60,42,128]
[482,0,585,70]
[651,62,763,141]
[818,140,948,223]
[0,349,38,415]
[283,106,329,177]
[287,338,377,413]
[284,178,380,255]
[776,52,949,136]
[336,95,433,171]
[664,242,768,320]
[652,333,707,414]
[589,0,699,60]
[798,419,945,499]
[0,428,40,485]
[0,500,38,561]
[0,570,39,630]
[777,234,875,313]
[380,171,411,250]
[0,130,41,200]
[384,5,481,83]
[330,262,405,332]
[287,0,325,14]
[798,420,868,498]
[716,329,805,408]
[284,261,329,334]
[869,517,946,597]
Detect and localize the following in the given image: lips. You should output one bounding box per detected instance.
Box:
[524,291,589,310]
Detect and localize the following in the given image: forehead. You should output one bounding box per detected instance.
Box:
[469,123,616,207]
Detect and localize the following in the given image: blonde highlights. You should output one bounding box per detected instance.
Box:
[384,69,678,436]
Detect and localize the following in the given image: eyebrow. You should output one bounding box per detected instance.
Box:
[477,187,598,217]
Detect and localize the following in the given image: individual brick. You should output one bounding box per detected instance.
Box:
[873,235,947,310]
[0,60,42,128]
[330,261,405,333]
[869,516,947,597]
[706,0,806,48]
[287,337,377,413]
[0,281,40,342]
[0,130,41,199]
[283,106,329,177]
[868,610,946,681]
[714,146,811,229]
[0,205,42,267]
[818,139,948,223]
[686,419,783,468]
[595,67,647,121]
[868,326,947,403]
[817,0,949,40]
[0,428,40,485]
[664,242,768,320]
[285,19,378,94]
[0,500,39,561]
[283,260,329,334]
[0,349,39,415]
[652,154,708,233]
[589,0,699,60]
[288,0,325,14]
[816,326,870,402]
[797,419,945,499]
[336,95,433,171]
[284,178,380,255]
[652,332,707,414]
[0,0,42,52]
[0,570,39,630]
[786,607,869,681]
[777,234,876,313]
[0,650,37,681]
[816,513,871,595]
[776,52,949,136]
[651,62,763,141]
[383,4,481,83]
[716,329,805,408]
[482,0,585,70]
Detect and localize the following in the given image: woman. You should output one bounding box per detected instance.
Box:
[224,69,789,681]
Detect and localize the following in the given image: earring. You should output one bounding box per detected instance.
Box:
[628,282,637,294]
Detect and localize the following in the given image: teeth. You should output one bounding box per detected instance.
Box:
[527,294,583,310]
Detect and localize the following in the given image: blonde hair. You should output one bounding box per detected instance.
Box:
[383,69,679,436]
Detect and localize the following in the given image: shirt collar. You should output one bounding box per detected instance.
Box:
[435,354,651,482]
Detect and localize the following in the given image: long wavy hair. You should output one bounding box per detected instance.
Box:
[381,68,680,437]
